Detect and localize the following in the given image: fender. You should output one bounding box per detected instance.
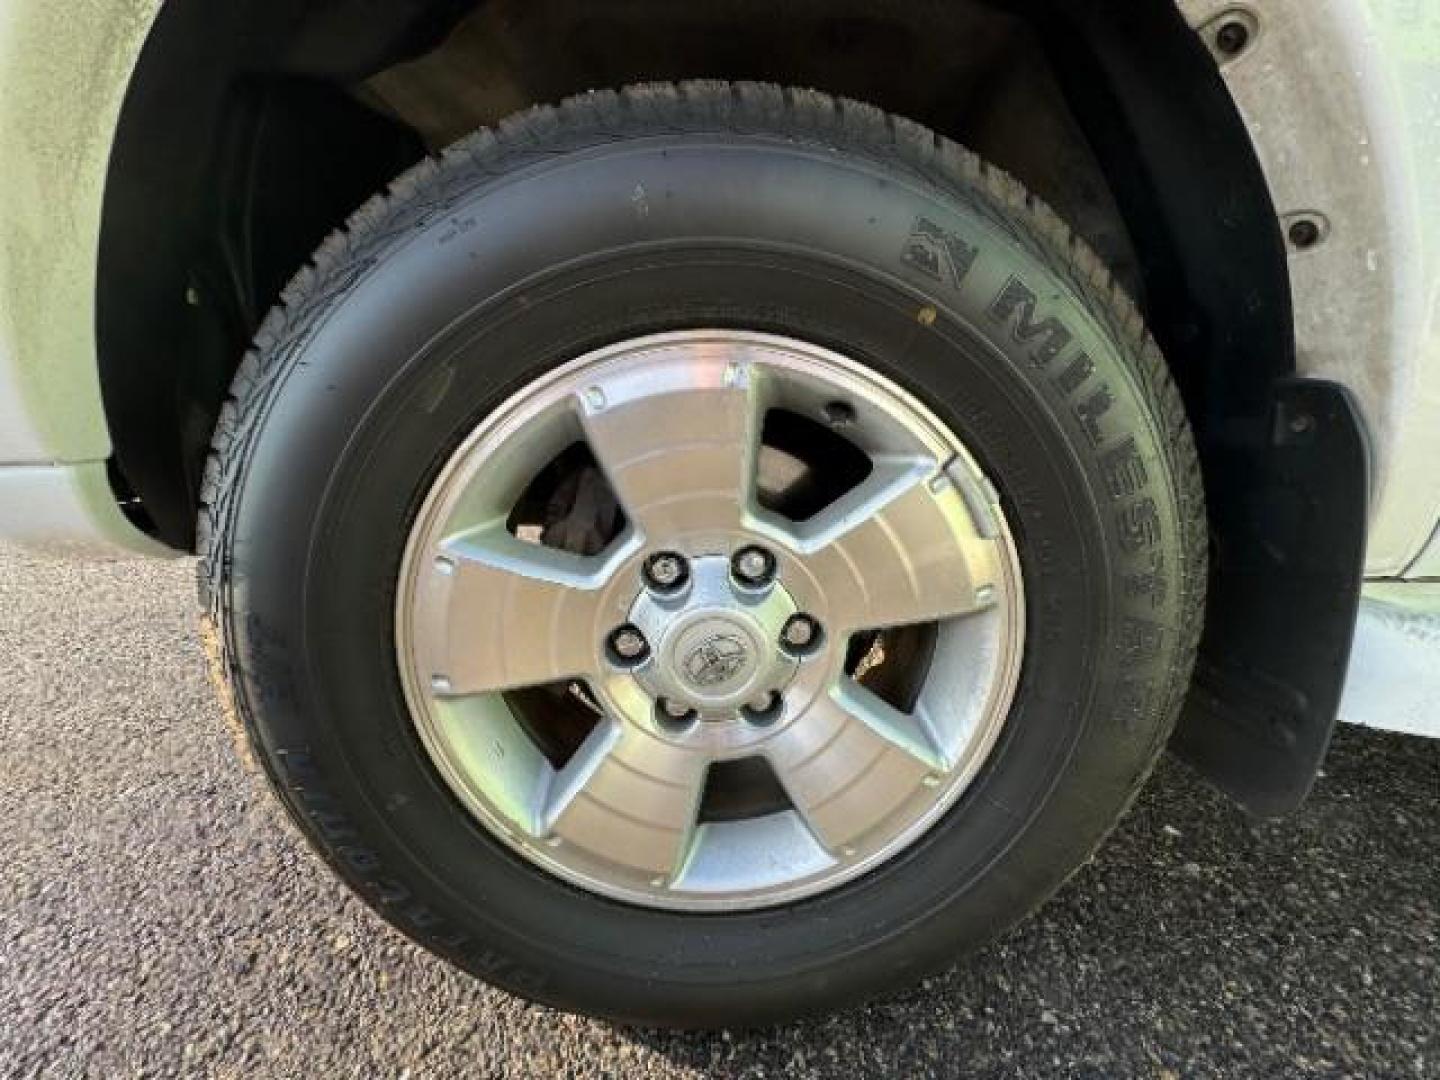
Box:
[1177,0,1440,579]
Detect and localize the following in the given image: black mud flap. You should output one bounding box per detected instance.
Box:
[1172,379,1369,818]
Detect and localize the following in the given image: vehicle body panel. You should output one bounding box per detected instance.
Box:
[0,0,149,461]
[1342,583,1440,737]
[1180,0,1440,578]
[0,0,163,552]
[0,0,1437,577]
[0,461,169,555]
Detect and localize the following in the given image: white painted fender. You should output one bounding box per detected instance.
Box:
[1179,0,1440,578]
[0,0,163,553]
[1,0,1438,580]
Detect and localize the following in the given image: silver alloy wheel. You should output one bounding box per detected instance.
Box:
[396,331,1025,911]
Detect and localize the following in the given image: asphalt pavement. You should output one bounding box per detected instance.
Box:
[0,543,1434,1078]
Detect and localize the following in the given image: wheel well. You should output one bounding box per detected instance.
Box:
[103,0,1362,816]
[97,0,1290,549]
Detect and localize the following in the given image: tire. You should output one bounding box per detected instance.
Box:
[198,81,1205,1028]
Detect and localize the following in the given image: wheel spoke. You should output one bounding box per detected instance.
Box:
[576,350,762,541]
[541,722,709,882]
[787,457,1003,633]
[766,681,944,853]
[413,524,617,696]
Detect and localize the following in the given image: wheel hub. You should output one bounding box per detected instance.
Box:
[628,555,800,719]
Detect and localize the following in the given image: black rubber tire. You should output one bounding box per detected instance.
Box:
[198,81,1205,1028]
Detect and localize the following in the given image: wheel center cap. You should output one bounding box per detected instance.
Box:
[670,615,761,701]
[626,554,801,718]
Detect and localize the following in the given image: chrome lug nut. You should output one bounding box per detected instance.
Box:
[731,545,776,587]
[781,614,822,653]
[656,698,698,731]
[644,551,688,591]
[743,691,783,726]
[608,624,649,664]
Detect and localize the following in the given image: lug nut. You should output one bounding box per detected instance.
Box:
[656,698,697,730]
[644,552,688,591]
[743,691,783,726]
[732,546,776,587]
[608,624,649,663]
[781,614,822,653]
[822,400,856,427]
[1214,19,1250,56]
